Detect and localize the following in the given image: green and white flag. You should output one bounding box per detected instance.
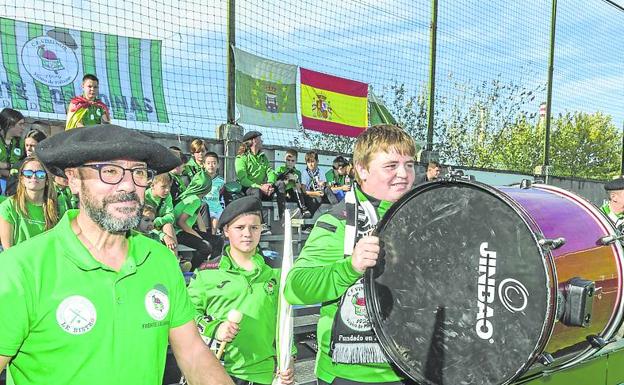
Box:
[233,47,297,129]
[0,17,168,122]
[368,89,396,126]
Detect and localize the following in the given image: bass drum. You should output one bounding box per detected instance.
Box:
[364,180,624,385]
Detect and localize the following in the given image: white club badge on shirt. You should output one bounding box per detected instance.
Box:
[145,289,170,321]
[56,295,97,335]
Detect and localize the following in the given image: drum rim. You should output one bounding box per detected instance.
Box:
[364,179,557,385]
[531,184,624,371]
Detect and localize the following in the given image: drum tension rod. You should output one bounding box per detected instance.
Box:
[598,234,624,245]
[538,352,555,366]
[586,335,610,349]
[538,237,566,251]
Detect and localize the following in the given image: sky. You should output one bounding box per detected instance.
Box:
[1,0,623,147]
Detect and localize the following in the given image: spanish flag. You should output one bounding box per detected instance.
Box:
[300,68,368,137]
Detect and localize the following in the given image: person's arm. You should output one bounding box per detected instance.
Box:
[0,354,9,372]
[196,214,208,233]
[101,110,111,123]
[284,214,361,305]
[169,321,234,385]
[178,213,202,238]
[0,217,13,249]
[235,155,259,188]
[154,195,175,228]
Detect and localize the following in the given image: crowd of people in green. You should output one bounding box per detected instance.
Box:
[0,72,454,385]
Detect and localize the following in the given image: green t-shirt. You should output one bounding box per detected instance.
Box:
[276,165,302,191]
[0,136,25,166]
[173,195,202,233]
[188,248,281,384]
[284,188,402,383]
[0,198,46,246]
[184,158,203,178]
[0,209,195,385]
[145,189,175,229]
[56,185,78,218]
[325,169,346,186]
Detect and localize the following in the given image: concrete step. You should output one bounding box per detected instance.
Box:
[295,359,316,385]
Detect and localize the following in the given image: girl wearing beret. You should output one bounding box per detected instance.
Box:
[0,156,58,249]
[187,196,294,385]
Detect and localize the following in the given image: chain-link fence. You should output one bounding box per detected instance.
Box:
[1,0,623,171]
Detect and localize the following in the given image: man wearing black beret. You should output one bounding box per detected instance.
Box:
[235,130,287,219]
[0,124,233,385]
[601,177,624,231]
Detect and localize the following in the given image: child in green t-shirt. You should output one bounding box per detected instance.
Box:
[275,149,311,218]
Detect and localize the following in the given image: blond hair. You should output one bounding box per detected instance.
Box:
[14,156,58,230]
[353,125,416,184]
[152,172,172,186]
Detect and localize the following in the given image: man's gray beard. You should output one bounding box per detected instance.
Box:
[81,189,142,234]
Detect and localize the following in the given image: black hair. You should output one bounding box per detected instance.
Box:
[0,108,24,138]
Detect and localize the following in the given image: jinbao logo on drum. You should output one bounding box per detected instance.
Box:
[476,242,530,342]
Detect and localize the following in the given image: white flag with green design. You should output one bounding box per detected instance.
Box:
[0,17,168,123]
[233,47,298,129]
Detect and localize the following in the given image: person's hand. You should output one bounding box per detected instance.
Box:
[163,234,177,251]
[260,183,273,196]
[277,367,294,385]
[216,320,240,342]
[351,235,380,274]
[341,185,351,192]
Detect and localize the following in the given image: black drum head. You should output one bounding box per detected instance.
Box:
[365,181,554,385]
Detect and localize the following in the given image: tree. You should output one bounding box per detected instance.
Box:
[550,112,620,179]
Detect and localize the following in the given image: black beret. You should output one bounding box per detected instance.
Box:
[218,196,262,229]
[36,124,181,176]
[242,130,262,142]
[605,177,624,191]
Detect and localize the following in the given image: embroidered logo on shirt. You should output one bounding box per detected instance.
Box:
[145,287,170,321]
[56,295,97,335]
[216,280,231,289]
[264,278,277,295]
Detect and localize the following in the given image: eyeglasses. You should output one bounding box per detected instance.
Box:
[80,163,155,187]
[21,169,47,179]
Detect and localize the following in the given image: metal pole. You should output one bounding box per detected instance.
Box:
[426,0,438,152]
[226,0,236,124]
[543,0,557,170]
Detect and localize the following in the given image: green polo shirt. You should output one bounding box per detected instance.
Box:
[173,195,202,233]
[0,197,46,246]
[0,210,195,385]
[188,247,281,384]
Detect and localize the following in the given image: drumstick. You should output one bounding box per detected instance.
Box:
[216,309,243,359]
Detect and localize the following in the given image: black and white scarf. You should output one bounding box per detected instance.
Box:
[306,167,321,191]
[329,187,387,364]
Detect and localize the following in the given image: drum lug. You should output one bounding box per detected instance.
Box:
[587,335,609,349]
[598,234,624,245]
[538,237,566,251]
[538,352,555,366]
